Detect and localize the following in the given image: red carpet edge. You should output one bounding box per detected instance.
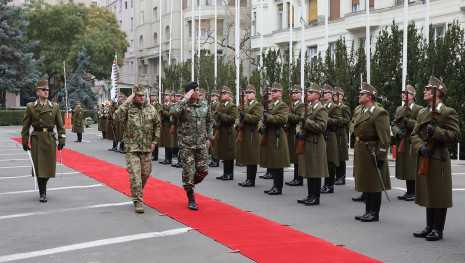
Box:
[12,137,380,263]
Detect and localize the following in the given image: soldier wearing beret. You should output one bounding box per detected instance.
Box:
[171,82,213,210]
[285,85,305,187]
[236,84,263,187]
[411,76,459,241]
[114,85,160,213]
[72,101,84,143]
[353,83,391,222]
[21,80,66,203]
[392,84,423,201]
[215,86,238,181]
[296,83,328,206]
[261,82,290,195]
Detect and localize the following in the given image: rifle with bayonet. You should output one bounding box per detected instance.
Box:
[236,85,245,144]
[260,84,270,145]
[397,86,411,153]
[295,88,307,155]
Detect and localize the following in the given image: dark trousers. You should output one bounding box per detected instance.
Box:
[426,208,448,233]
[271,168,284,190]
[307,178,322,199]
[293,163,302,182]
[406,180,415,195]
[152,145,158,160]
[164,147,173,162]
[223,160,234,176]
[112,140,118,149]
[365,192,382,215]
[37,178,49,196]
[77,133,82,142]
[336,161,346,180]
[324,163,337,186]
[173,147,179,158]
[246,165,257,183]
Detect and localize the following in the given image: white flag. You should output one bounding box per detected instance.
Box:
[110,53,119,102]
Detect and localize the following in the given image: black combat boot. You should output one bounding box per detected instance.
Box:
[152,146,158,161]
[267,169,283,195]
[38,178,48,203]
[321,164,336,193]
[335,161,346,185]
[413,208,433,238]
[223,160,234,180]
[426,208,447,241]
[297,179,312,204]
[355,193,371,221]
[108,141,118,151]
[360,192,380,222]
[404,180,416,201]
[186,189,198,210]
[286,163,303,186]
[303,178,321,206]
[259,168,273,179]
[239,165,256,187]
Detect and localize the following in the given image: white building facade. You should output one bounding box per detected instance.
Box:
[99,0,251,87]
[251,0,465,64]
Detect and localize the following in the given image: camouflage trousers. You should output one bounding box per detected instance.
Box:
[125,152,152,202]
[179,146,208,190]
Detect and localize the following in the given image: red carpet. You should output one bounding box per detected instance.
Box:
[13,138,379,263]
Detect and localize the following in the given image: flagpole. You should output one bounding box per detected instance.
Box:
[300,1,305,100]
[181,1,184,63]
[214,0,218,89]
[425,0,430,43]
[365,0,371,84]
[158,0,163,102]
[259,0,264,94]
[63,61,69,117]
[191,0,195,81]
[325,0,329,52]
[168,0,173,65]
[235,0,240,106]
[289,0,293,90]
[402,0,408,93]
[197,0,201,83]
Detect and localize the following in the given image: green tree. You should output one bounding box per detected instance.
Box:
[0,0,40,107]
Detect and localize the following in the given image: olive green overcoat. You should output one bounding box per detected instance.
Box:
[236,100,263,165]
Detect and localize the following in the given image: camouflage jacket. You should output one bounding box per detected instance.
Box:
[170,98,213,149]
[115,100,160,153]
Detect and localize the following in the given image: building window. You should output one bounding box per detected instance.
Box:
[277,4,283,30]
[218,19,224,37]
[165,26,170,41]
[154,32,158,44]
[352,0,360,12]
[328,41,336,61]
[130,0,133,8]
[140,11,144,24]
[183,0,187,9]
[139,35,144,48]
[188,21,192,37]
[252,11,257,36]
[153,7,158,20]
[130,17,134,32]
[125,1,127,9]
[432,24,446,41]
[308,0,317,22]
[329,0,340,20]
[307,45,318,62]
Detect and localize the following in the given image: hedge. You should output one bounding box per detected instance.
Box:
[0,110,97,126]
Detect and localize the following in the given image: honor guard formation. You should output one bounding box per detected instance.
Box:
[19,75,460,244]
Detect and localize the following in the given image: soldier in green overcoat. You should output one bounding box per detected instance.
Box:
[236,84,263,187]
[411,77,459,241]
[150,90,160,161]
[391,84,423,201]
[353,83,391,222]
[334,87,352,186]
[209,91,220,167]
[260,83,290,195]
[285,86,305,187]
[21,80,66,203]
[159,91,173,164]
[214,86,238,181]
[296,83,328,206]
[320,84,342,194]
[72,102,84,142]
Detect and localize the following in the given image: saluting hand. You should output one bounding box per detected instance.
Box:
[184,89,195,100]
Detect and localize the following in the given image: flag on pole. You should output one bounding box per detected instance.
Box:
[110,53,119,102]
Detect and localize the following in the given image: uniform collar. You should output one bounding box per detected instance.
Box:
[34,100,52,107]
[311,101,321,109]
[293,100,300,106]
[224,101,230,106]
[273,99,280,106]
[430,102,443,112]
[363,105,375,113]
[249,100,256,105]
[409,102,415,110]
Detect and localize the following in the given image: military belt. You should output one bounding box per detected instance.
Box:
[355,136,377,143]
[34,127,54,132]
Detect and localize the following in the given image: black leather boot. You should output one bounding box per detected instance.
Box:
[286,163,303,186]
[303,178,321,206]
[160,148,172,164]
[321,164,335,193]
[38,178,48,203]
[335,161,346,185]
[360,193,380,222]
[426,208,446,241]
[356,193,371,221]
[222,160,234,180]
[186,189,198,210]
[414,208,433,238]
[239,165,256,187]
[152,146,158,161]
[298,179,312,204]
[259,169,273,179]
[108,141,118,151]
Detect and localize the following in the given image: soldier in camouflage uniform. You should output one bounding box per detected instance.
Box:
[334,87,351,186]
[150,90,160,161]
[208,91,220,167]
[320,84,343,194]
[285,85,305,187]
[115,85,160,214]
[391,84,423,201]
[170,82,213,210]
[72,101,84,142]
[236,84,263,187]
[21,80,66,203]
